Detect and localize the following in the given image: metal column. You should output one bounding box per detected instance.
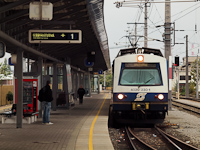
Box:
[83,73,85,89]
[74,71,78,99]
[63,64,69,109]
[88,72,91,97]
[38,57,43,118]
[78,72,81,87]
[98,75,100,94]
[52,62,57,111]
[16,50,23,128]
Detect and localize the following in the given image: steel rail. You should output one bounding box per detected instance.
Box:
[155,126,198,150]
[125,126,156,150]
[125,127,138,150]
[172,100,200,114]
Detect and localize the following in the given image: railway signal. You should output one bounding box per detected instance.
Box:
[175,56,179,66]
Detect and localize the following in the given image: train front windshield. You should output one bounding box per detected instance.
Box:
[119,63,162,86]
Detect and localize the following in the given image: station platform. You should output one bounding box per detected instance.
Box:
[0,92,114,150]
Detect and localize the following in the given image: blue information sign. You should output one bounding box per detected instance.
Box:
[84,58,94,67]
[98,70,103,74]
[8,57,14,66]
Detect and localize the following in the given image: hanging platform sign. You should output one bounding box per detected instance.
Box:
[84,58,94,67]
[29,30,82,43]
[29,2,53,20]
[98,70,103,74]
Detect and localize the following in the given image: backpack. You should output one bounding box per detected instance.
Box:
[38,87,46,102]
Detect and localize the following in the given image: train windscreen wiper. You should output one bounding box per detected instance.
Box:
[144,76,154,84]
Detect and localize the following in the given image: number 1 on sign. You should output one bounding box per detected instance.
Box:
[71,34,74,39]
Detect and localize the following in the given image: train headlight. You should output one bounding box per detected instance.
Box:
[118,94,124,100]
[117,94,127,100]
[157,94,164,100]
[137,55,144,62]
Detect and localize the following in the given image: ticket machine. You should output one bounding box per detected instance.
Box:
[14,78,38,112]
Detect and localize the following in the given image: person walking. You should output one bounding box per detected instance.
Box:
[77,85,85,104]
[41,80,53,125]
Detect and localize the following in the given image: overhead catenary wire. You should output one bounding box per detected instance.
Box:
[116,0,200,58]
[172,32,197,55]
[173,4,200,22]
[149,2,200,26]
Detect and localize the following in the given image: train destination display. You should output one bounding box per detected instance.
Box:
[29,30,82,43]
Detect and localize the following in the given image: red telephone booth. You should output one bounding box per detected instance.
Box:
[15,78,38,112]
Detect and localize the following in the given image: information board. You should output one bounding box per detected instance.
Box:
[29,30,82,43]
[29,2,53,20]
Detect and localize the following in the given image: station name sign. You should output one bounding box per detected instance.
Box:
[29,30,82,43]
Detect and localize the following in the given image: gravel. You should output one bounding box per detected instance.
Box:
[109,128,129,150]
[164,107,200,149]
[109,107,200,149]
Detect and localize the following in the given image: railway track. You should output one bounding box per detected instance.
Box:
[125,126,198,150]
[172,99,200,115]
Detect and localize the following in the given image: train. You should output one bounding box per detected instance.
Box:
[108,47,168,126]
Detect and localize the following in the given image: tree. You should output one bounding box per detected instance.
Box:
[98,69,113,87]
[6,91,13,104]
[0,58,12,106]
[189,59,200,96]
[190,59,200,85]
[0,58,11,76]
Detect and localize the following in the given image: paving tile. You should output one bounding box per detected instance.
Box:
[0,92,113,150]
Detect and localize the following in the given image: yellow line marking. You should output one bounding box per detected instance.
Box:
[89,94,109,150]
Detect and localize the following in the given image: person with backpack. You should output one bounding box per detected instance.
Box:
[77,85,85,104]
[39,80,53,125]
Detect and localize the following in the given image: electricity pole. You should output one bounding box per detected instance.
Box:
[196,54,199,99]
[185,35,189,98]
[177,67,180,99]
[144,1,148,47]
[165,0,172,110]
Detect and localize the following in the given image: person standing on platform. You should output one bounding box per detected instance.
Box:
[40,80,53,125]
[77,85,85,104]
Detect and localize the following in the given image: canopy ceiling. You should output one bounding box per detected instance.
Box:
[0,0,110,72]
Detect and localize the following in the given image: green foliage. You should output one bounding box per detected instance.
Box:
[97,69,113,87]
[0,58,11,76]
[105,73,113,87]
[6,91,13,101]
[189,82,196,96]
[190,59,200,84]
[180,86,185,96]
[172,82,177,95]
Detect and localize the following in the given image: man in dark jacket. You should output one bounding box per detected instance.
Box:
[77,85,85,104]
[42,80,53,125]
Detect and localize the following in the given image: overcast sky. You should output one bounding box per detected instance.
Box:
[104,0,200,64]
[1,1,200,66]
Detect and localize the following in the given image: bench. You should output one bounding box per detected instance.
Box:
[1,104,39,124]
[0,104,16,118]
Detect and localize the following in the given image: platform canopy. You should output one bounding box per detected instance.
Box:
[0,0,110,72]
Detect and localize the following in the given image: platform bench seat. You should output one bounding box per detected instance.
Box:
[1,104,39,124]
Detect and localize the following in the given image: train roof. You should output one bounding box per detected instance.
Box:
[116,47,163,57]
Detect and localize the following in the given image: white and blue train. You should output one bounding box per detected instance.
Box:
[109,47,168,126]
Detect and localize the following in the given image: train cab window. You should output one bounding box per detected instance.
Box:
[120,68,162,86]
